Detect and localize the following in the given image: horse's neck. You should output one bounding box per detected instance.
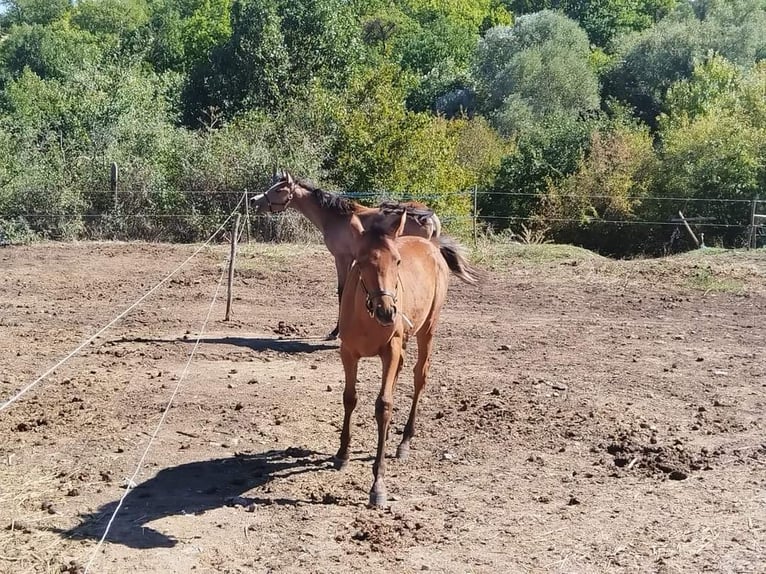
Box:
[290,192,331,234]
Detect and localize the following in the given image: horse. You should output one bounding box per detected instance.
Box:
[335,209,476,507]
[250,171,442,338]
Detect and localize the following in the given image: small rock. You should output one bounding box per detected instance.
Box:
[490,388,500,396]
[567,496,581,506]
[668,470,688,481]
[441,451,456,461]
[310,364,318,370]
[326,385,332,392]
[552,383,568,391]
[499,345,511,351]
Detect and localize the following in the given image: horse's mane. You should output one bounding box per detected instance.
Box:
[299,179,359,215]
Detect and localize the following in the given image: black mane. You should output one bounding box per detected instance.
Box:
[298,179,358,215]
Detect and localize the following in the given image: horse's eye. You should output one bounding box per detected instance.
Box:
[397,259,402,266]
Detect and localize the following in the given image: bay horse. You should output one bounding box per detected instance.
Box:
[251,171,442,338]
[336,209,476,507]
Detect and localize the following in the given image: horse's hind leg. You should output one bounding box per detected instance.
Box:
[335,345,358,470]
[397,327,434,461]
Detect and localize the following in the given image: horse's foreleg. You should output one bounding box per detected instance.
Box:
[335,345,358,469]
[397,328,434,461]
[370,341,402,507]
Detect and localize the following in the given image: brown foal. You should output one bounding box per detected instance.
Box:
[335,210,476,506]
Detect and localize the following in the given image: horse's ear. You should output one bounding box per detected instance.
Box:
[285,171,294,186]
[394,211,407,237]
[349,214,364,242]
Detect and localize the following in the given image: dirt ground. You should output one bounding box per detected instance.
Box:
[0,241,764,574]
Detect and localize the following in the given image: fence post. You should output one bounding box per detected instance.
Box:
[224,214,241,322]
[750,197,758,249]
[244,190,251,244]
[677,210,699,248]
[472,186,478,246]
[110,162,119,207]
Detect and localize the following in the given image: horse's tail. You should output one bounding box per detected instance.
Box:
[435,235,477,284]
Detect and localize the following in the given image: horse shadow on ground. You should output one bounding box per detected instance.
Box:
[110,335,337,354]
[58,449,336,549]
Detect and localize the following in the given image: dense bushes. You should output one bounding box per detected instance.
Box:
[0,0,764,253]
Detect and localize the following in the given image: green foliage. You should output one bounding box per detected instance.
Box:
[0,0,70,27]
[71,0,150,37]
[358,0,511,113]
[651,61,766,246]
[183,0,361,122]
[474,11,600,134]
[505,0,677,47]
[0,21,103,81]
[480,112,598,229]
[321,65,473,230]
[604,0,766,127]
[539,119,657,253]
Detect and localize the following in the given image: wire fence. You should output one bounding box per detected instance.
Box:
[2,188,764,248]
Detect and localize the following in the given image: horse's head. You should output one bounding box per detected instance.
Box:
[251,170,296,213]
[350,210,406,327]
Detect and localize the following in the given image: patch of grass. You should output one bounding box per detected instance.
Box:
[236,242,327,271]
[469,238,605,270]
[684,266,745,294]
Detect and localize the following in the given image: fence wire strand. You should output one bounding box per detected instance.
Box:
[0,195,244,414]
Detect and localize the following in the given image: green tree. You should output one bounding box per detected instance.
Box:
[322,64,473,225]
[183,0,360,123]
[0,0,70,27]
[0,21,102,81]
[650,59,766,245]
[505,0,677,47]
[604,0,766,127]
[71,0,150,37]
[473,11,600,135]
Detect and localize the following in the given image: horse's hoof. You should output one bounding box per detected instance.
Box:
[396,444,409,461]
[369,490,387,507]
[326,330,339,341]
[333,456,349,470]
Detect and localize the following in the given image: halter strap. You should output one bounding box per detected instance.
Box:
[359,276,398,318]
[262,179,295,211]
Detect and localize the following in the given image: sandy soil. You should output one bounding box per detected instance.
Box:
[0,241,764,574]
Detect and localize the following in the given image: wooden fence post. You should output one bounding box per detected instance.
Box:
[110,162,119,207]
[677,210,699,248]
[224,214,241,321]
[244,190,251,244]
[473,186,478,246]
[750,198,758,249]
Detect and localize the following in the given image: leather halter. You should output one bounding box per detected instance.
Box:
[262,179,295,212]
[359,276,398,318]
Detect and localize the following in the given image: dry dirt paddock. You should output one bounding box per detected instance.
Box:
[0,241,764,574]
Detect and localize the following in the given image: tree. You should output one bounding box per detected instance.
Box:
[0,0,70,27]
[473,11,600,135]
[505,0,678,47]
[604,0,766,128]
[650,59,766,245]
[322,64,473,223]
[183,0,360,123]
[0,21,102,82]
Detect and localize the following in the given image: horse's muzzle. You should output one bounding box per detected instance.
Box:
[373,304,397,326]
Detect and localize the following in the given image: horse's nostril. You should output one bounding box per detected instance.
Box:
[375,306,395,324]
